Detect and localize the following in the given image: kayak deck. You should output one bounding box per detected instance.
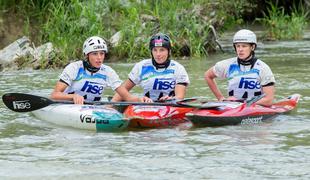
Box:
[186,94,301,127]
[124,105,193,128]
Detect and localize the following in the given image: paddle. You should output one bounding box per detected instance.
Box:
[2,93,221,113]
[245,94,265,107]
[184,94,266,109]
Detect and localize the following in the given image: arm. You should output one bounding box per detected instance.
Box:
[112,79,148,102]
[174,84,187,100]
[111,79,135,102]
[111,62,151,102]
[204,67,225,101]
[257,62,276,106]
[256,85,275,106]
[50,81,85,104]
[158,83,187,101]
[114,81,143,102]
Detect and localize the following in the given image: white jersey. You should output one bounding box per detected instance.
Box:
[213,57,275,99]
[129,59,190,101]
[59,60,122,101]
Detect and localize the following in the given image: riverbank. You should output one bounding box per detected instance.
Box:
[0,0,309,70]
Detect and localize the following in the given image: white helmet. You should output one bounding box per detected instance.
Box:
[83,36,108,56]
[233,29,257,45]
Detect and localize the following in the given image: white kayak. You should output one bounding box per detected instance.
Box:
[32,104,129,132]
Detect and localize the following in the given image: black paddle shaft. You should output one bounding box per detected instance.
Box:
[2,93,206,113]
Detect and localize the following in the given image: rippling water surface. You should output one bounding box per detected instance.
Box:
[0,31,309,179]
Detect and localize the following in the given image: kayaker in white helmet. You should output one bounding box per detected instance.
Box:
[50,36,142,104]
[112,33,190,103]
[204,29,275,106]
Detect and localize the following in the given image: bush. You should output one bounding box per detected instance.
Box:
[258,1,308,40]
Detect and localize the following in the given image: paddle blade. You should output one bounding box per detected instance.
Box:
[2,93,53,112]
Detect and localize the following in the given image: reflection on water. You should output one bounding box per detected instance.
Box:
[0,32,310,179]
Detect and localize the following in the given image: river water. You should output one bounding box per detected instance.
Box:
[0,31,309,179]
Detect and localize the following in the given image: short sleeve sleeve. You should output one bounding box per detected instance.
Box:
[128,63,141,85]
[213,60,229,79]
[260,64,276,86]
[176,64,190,85]
[59,63,79,86]
[107,67,123,90]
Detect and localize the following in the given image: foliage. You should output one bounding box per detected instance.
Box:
[258,0,308,40]
[1,0,298,68]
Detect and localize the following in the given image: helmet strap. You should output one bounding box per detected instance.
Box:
[83,60,100,73]
[237,52,257,68]
[151,56,171,70]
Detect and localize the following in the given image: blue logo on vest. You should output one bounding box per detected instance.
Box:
[81,81,104,94]
[153,78,176,90]
[238,77,260,89]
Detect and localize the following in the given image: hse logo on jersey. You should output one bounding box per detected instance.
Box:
[153,78,176,90]
[238,77,260,89]
[81,81,104,94]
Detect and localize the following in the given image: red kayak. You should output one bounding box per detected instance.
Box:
[124,105,193,128]
[186,94,301,127]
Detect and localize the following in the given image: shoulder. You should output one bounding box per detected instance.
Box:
[99,64,116,73]
[169,60,188,72]
[214,57,237,68]
[100,63,111,70]
[256,59,270,67]
[170,59,184,67]
[132,59,153,69]
[212,57,237,77]
[255,59,273,72]
[63,60,83,71]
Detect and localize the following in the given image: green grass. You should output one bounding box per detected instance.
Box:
[258,1,308,40]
